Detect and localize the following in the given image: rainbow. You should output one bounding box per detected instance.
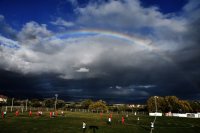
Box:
[49,29,154,49]
[47,29,173,63]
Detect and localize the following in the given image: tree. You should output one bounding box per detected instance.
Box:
[165,96,180,112]
[68,102,76,109]
[117,105,127,112]
[89,100,108,112]
[178,100,192,113]
[147,96,163,112]
[147,96,195,113]
[43,98,65,109]
[147,96,154,112]
[57,100,65,108]
[30,99,42,107]
[44,99,54,108]
[81,99,93,109]
[190,101,200,112]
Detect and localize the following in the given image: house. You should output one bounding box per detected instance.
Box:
[0,95,7,103]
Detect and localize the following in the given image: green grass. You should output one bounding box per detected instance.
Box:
[0,111,200,133]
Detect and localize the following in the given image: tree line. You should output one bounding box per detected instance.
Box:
[3,98,145,112]
[3,96,199,113]
[4,98,108,111]
[147,96,200,113]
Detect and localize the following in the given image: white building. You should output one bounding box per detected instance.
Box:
[0,95,7,103]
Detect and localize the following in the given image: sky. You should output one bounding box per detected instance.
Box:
[0,0,200,103]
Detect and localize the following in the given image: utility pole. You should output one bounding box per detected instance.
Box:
[55,94,58,111]
[153,96,158,123]
[11,98,14,112]
[150,96,158,133]
[25,99,28,111]
[154,96,158,113]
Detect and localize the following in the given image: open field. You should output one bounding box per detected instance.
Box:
[0,111,200,133]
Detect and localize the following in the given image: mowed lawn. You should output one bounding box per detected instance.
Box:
[0,111,200,133]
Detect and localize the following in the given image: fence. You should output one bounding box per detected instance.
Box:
[0,106,148,116]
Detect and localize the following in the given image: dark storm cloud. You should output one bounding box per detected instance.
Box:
[0,69,42,98]
[164,1,200,97]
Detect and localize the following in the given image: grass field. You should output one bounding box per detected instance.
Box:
[0,111,200,133]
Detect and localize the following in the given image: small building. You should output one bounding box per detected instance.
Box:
[128,104,146,108]
[128,104,135,108]
[149,112,163,116]
[165,112,172,116]
[113,104,125,107]
[0,95,8,103]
